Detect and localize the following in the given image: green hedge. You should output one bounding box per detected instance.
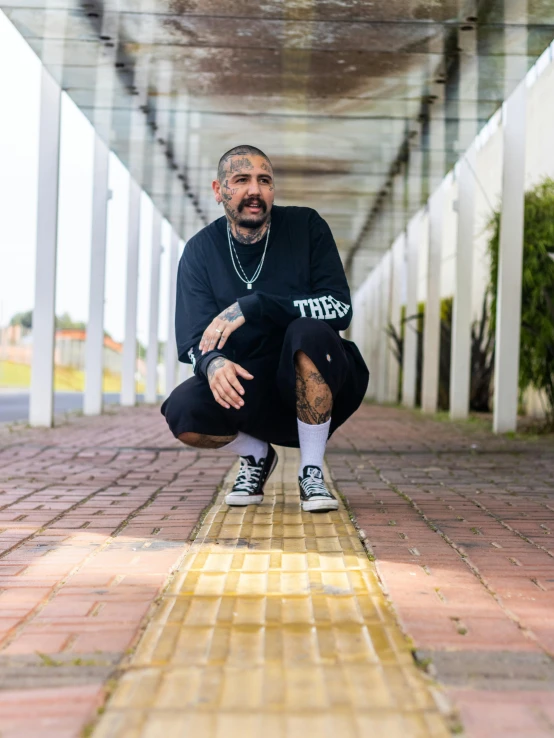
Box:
[487,178,554,424]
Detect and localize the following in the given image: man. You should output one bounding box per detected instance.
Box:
[161,145,369,512]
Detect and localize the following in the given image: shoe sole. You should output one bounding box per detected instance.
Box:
[225,451,278,506]
[301,498,339,513]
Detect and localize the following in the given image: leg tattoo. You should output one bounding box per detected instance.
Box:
[295,351,332,424]
[178,432,236,449]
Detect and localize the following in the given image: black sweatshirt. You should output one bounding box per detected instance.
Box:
[175,205,352,378]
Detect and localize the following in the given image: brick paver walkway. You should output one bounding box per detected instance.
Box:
[93,447,450,738]
[1,404,553,737]
[0,409,234,737]
[327,405,554,738]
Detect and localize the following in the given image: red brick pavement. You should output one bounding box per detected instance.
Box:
[2,404,554,737]
[327,404,554,738]
[0,407,234,737]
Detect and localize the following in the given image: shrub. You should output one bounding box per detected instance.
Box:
[388,294,495,412]
[487,178,554,425]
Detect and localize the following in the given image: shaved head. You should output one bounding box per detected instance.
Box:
[212,145,275,244]
[217,145,273,182]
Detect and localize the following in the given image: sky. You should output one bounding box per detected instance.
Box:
[0,11,174,347]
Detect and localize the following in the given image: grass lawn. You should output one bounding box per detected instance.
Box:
[0,362,146,394]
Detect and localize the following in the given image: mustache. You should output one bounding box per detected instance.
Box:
[238,197,267,213]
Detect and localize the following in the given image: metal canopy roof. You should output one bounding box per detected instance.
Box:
[2,0,552,281]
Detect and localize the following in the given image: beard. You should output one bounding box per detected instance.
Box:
[235,196,269,229]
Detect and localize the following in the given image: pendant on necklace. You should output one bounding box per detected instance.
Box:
[247,283,252,290]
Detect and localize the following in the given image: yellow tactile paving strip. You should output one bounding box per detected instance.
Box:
[93,449,451,738]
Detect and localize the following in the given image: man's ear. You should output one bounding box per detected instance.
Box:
[211,178,222,203]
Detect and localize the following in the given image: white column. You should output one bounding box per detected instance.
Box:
[357,292,365,344]
[450,146,476,419]
[493,82,527,433]
[449,16,478,420]
[421,185,444,413]
[164,229,180,396]
[176,200,194,384]
[145,209,163,403]
[387,234,405,403]
[376,252,391,403]
[29,68,62,428]
[82,6,118,416]
[365,285,375,398]
[504,0,528,98]
[402,212,421,407]
[121,178,141,406]
[420,76,445,415]
[83,136,110,416]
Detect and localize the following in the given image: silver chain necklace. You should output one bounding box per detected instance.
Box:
[227,223,271,290]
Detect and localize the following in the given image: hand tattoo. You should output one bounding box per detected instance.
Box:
[207,356,227,382]
[219,302,243,323]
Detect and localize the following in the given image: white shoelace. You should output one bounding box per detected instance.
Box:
[233,457,263,494]
[301,468,331,499]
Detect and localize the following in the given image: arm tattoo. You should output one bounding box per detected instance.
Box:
[207,356,227,381]
[219,302,243,323]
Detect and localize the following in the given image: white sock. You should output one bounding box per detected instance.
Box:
[297,418,331,476]
[223,432,268,464]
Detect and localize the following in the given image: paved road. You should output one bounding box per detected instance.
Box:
[0,392,147,423]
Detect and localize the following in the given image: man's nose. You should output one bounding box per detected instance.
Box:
[247,179,262,195]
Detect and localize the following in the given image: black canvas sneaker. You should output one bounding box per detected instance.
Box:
[224,445,278,506]
[298,465,339,512]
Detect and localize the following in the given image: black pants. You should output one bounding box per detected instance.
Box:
[161,318,369,448]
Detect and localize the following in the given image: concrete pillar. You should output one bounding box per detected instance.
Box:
[362,276,372,399]
[504,0,528,97]
[421,78,445,415]
[145,209,163,403]
[363,267,378,400]
[376,252,391,403]
[350,292,362,350]
[370,269,380,401]
[359,292,369,369]
[83,7,118,416]
[421,184,444,414]
[29,68,62,428]
[387,234,405,403]
[357,282,371,372]
[402,212,421,408]
[450,145,476,419]
[407,133,423,222]
[83,136,110,416]
[493,82,527,433]
[175,200,194,385]
[449,16,478,420]
[365,286,375,397]
[164,229,180,396]
[121,178,141,406]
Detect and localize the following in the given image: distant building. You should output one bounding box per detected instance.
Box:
[0,327,146,380]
